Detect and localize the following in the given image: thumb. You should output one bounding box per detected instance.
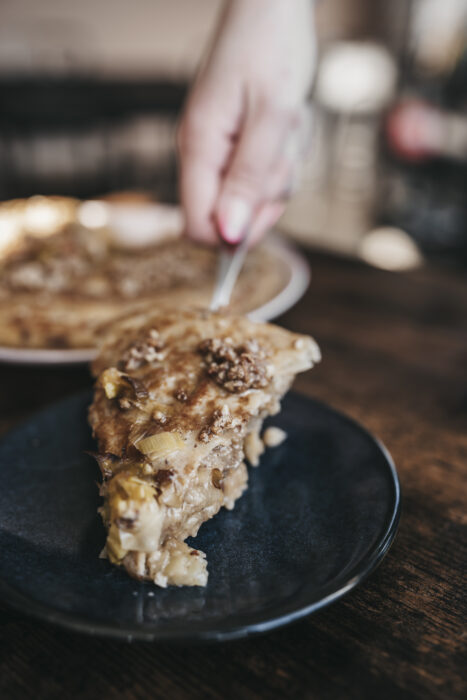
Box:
[215,101,290,243]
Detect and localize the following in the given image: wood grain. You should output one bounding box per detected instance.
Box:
[0,251,465,700]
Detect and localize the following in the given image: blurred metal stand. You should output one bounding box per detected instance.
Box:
[282,42,397,256]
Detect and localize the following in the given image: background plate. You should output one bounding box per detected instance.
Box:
[0,236,310,366]
[0,392,400,642]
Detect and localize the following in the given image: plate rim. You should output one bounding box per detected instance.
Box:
[0,391,401,642]
[0,234,310,366]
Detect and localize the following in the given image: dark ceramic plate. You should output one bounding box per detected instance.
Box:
[0,392,400,642]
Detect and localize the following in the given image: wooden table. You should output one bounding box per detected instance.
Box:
[0,251,465,699]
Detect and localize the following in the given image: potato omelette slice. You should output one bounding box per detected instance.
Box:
[89,308,320,587]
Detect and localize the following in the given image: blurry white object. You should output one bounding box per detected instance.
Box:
[0,196,76,258]
[78,201,109,229]
[23,195,75,235]
[316,42,397,113]
[359,227,423,271]
[106,203,184,248]
[411,0,467,74]
[78,201,184,248]
[0,212,22,256]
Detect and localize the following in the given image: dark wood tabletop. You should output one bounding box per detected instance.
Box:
[0,250,465,700]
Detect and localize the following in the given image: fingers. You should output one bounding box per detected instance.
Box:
[177,104,232,245]
[178,93,310,247]
[215,100,294,244]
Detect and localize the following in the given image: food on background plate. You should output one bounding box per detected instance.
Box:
[89,308,320,587]
[0,197,290,350]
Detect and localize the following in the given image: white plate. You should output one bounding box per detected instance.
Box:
[0,236,310,366]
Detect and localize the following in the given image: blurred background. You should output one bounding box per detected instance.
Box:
[1,0,466,269]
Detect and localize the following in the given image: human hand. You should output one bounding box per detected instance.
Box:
[178,0,316,245]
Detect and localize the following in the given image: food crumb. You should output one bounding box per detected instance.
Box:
[244,431,265,467]
[263,426,287,448]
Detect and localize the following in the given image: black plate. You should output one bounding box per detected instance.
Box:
[0,392,400,642]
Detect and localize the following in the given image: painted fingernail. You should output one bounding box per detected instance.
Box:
[217,197,251,244]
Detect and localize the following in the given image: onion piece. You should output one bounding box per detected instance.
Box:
[136,431,184,456]
[106,524,128,563]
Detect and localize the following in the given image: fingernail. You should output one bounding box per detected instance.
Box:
[217,197,251,244]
